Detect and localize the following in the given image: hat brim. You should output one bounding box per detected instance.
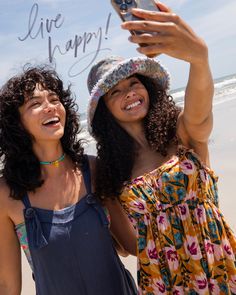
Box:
[87,57,170,131]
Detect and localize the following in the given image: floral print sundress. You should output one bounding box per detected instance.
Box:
[120,146,236,294]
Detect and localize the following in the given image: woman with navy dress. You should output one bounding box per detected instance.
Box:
[0,66,137,294]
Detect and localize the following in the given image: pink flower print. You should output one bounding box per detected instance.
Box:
[229,275,236,294]
[200,169,208,183]
[194,205,207,224]
[167,158,175,164]
[204,240,214,265]
[157,177,163,190]
[22,244,28,250]
[179,205,186,215]
[137,258,140,271]
[165,246,179,271]
[157,212,170,232]
[184,235,202,260]
[17,232,22,239]
[178,204,189,221]
[212,207,222,220]
[143,214,150,226]
[180,159,196,175]
[138,286,143,294]
[209,279,220,294]
[128,215,137,227]
[152,279,167,294]
[222,238,235,259]
[213,243,223,261]
[146,240,158,264]
[157,203,163,211]
[130,200,147,214]
[173,286,184,295]
[186,189,197,201]
[194,274,208,295]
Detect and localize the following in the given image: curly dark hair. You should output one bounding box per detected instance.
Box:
[91,74,181,199]
[0,65,84,200]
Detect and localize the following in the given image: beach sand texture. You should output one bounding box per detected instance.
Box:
[21,97,236,294]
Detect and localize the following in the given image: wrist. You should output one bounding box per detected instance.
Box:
[190,39,209,66]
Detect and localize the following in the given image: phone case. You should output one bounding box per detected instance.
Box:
[111,0,159,25]
[111,0,160,57]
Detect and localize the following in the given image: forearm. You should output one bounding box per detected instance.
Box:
[0,283,21,295]
[184,45,214,125]
[104,199,137,256]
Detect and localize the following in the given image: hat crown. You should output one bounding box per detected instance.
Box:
[87,56,124,94]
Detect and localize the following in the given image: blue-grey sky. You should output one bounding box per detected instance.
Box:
[1,0,236,112]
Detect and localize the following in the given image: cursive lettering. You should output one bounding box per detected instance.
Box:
[18,3,64,41]
[18,3,112,77]
[49,28,102,62]
[68,48,112,77]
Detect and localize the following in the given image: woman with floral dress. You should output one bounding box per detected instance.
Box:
[86,2,236,294]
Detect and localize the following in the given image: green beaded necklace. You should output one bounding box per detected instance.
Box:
[40,153,65,168]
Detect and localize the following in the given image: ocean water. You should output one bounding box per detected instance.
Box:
[80,72,236,152]
[172,73,236,107]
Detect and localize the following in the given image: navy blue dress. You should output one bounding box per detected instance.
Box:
[22,156,137,294]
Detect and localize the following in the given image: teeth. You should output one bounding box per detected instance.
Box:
[43,117,59,125]
[125,100,141,110]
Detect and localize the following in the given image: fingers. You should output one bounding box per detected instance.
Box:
[122,20,178,34]
[129,33,171,45]
[154,1,172,13]
[137,42,167,56]
[129,8,179,23]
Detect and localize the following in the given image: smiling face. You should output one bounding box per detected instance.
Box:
[19,83,66,144]
[103,76,149,129]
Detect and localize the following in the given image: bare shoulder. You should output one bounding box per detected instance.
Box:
[0,178,21,293]
[0,177,14,219]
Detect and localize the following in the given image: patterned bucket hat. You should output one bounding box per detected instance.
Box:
[87,56,170,132]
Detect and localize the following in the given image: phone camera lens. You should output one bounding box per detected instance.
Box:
[125,0,132,4]
[115,0,122,4]
[120,3,128,11]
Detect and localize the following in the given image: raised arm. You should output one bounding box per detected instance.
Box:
[0,183,21,295]
[121,2,214,164]
[178,54,213,165]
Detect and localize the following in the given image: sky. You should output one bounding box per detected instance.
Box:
[0,0,236,113]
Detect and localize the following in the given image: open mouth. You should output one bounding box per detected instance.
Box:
[125,99,142,111]
[42,116,60,126]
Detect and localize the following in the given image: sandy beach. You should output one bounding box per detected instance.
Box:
[21,96,236,294]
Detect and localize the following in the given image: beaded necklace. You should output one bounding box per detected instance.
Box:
[40,153,65,168]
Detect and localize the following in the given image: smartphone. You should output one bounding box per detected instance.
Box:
[111,0,160,35]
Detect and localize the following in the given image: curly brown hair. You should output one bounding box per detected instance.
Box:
[91,74,181,199]
[0,65,84,200]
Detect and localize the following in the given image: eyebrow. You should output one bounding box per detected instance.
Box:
[30,91,57,99]
[25,92,58,104]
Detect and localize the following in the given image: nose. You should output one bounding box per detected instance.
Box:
[126,89,137,99]
[42,101,56,113]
